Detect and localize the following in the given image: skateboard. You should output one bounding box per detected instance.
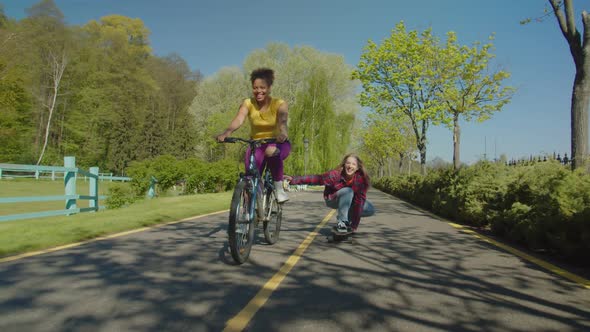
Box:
[329,226,354,242]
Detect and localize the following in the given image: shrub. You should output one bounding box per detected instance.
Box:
[106,183,137,209]
[150,155,183,192]
[373,160,590,265]
[126,159,154,197]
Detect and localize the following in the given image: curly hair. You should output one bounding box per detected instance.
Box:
[250,68,275,86]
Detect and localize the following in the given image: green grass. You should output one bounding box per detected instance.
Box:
[0,178,121,215]
[0,189,232,258]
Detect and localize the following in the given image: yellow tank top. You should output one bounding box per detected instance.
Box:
[245,97,285,139]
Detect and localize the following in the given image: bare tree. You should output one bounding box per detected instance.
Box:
[549,0,590,170]
[36,50,67,165]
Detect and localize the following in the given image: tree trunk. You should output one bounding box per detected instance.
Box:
[37,51,67,165]
[419,119,427,175]
[453,113,461,170]
[549,1,590,170]
[571,70,590,170]
[418,143,427,175]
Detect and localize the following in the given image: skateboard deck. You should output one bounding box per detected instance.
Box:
[329,226,353,241]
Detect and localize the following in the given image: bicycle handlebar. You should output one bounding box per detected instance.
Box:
[221,137,278,145]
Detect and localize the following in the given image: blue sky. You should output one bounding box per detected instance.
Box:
[3,0,583,164]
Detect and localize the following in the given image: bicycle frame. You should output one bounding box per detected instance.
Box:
[222,136,283,263]
[225,137,277,222]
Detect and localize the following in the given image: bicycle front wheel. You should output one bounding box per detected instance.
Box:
[263,188,282,245]
[228,180,255,264]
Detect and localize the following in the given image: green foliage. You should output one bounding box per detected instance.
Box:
[126,155,239,197]
[438,32,514,168]
[353,22,514,172]
[358,112,415,177]
[105,182,136,209]
[375,161,590,264]
[0,77,34,163]
[438,32,514,125]
[288,69,352,174]
[150,155,182,191]
[180,158,238,194]
[0,4,199,171]
[126,159,154,196]
[353,22,443,172]
[188,67,248,162]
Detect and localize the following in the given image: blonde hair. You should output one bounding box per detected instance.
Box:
[338,153,370,186]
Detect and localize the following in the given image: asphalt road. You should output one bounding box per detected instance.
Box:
[1,189,589,332]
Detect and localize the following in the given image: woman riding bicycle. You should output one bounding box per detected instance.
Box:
[216,68,290,203]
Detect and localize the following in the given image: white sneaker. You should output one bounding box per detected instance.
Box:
[336,221,349,232]
[274,181,289,203]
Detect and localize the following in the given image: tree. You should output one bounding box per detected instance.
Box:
[0,4,18,80]
[188,67,248,162]
[548,0,590,170]
[18,0,70,165]
[0,4,200,170]
[145,54,200,158]
[36,49,67,164]
[358,112,415,177]
[438,32,514,170]
[353,22,444,174]
[0,6,34,163]
[80,14,155,171]
[289,69,352,174]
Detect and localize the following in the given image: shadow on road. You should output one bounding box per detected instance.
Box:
[1,189,588,332]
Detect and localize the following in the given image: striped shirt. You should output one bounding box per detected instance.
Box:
[290,169,369,229]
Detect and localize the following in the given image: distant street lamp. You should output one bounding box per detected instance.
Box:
[303,137,309,175]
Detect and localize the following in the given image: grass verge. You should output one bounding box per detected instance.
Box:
[0,192,232,258]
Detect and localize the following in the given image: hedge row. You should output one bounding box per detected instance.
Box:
[106,155,240,208]
[374,161,590,265]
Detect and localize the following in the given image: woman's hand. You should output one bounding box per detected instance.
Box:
[216,132,229,142]
[276,132,288,143]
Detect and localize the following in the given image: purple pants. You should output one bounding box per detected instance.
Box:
[245,141,291,181]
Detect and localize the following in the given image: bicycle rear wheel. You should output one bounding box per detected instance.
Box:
[263,188,282,245]
[228,180,255,264]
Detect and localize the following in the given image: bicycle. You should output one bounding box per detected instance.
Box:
[221,137,284,264]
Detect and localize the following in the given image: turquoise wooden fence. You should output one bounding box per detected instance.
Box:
[0,156,128,222]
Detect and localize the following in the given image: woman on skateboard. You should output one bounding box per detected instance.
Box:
[284,153,374,233]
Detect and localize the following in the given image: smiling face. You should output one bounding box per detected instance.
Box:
[252,78,271,103]
[343,156,359,178]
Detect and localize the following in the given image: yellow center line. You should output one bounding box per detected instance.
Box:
[223,210,335,332]
[449,222,590,289]
[0,210,228,264]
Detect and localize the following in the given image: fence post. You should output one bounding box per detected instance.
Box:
[89,166,99,211]
[64,156,77,214]
[148,176,157,198]
[0,168,2,180]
